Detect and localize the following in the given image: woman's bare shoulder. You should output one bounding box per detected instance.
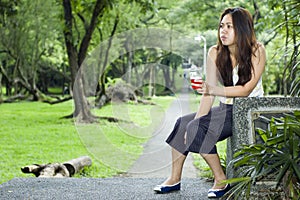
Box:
[209,45,218,51]
[255,42,266,52]
[208,45,218,57]
[252,41,266,67]
[254,42,266,57]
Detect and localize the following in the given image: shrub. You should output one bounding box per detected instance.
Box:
[224,111,300,200]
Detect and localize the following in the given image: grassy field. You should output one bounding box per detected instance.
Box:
[0,96,174,184]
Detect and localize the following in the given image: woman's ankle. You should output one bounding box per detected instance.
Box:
[162,177,181,185]
[212,182,227,189]
[212,179,227,189]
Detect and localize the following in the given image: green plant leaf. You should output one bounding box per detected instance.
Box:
[267,135,284,145]
[256,128,268,142]
[224,177,251,184]
[233,153,263,167]
[233,145,264,157]
[235,165,255,177]
[275,161,291,186]
[289,124,300,137]
[231,110,300,198]
[291,160,300,181]
[224,177,252,200]
[294,111,300,120]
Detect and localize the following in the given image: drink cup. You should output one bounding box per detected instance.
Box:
[189,68,203,90]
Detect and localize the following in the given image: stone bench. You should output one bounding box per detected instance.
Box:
[226,97,300,179]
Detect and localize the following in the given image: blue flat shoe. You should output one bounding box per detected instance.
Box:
[153,182,181,193]
[207,184,231,198]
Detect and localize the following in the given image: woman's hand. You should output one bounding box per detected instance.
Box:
[196,81,210,95]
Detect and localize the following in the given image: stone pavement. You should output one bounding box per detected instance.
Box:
[0,82,213,199]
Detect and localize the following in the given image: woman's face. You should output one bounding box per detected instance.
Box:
[219,14,235,47]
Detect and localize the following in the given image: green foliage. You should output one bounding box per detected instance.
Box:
[0,0,65,97]
[226,111,300,199]
[258,0,300,96]
[0,0,298,100]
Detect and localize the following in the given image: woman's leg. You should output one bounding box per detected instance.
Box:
[186,104,232,189]
[201,153,226,189]
[161,148,187,185]
[160,113,196,186]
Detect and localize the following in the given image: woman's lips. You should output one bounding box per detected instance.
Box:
[220,36,227,41]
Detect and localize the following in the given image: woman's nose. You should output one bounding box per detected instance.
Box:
[221,27,228,33]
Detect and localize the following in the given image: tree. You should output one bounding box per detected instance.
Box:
[62,0,157,121]
[62,0,110,121]
[0,0,64,101]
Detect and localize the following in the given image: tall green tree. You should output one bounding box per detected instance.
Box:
[62,0,157,121]
[62,0,109,121]
[0,0,62,101]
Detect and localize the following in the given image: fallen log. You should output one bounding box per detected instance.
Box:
[21,156,92,178]
[63,156,92,176]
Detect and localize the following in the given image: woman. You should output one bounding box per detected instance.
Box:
[154,7,266,198]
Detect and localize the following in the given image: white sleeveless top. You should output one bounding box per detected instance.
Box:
[219,66,264,105]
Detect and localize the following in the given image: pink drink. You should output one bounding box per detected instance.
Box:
[190,78,203,90]
[189,68,203,90]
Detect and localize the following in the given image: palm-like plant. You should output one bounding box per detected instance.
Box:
[224,111,300,200]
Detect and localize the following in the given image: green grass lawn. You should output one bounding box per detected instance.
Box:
[0,96,174,184]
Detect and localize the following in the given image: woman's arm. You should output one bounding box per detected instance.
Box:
[194,46,218,118]
[199,44,266,97]
[195,94,215,118]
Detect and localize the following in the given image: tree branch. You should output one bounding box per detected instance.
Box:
[78,0,107,66]
[77,12,88,31]
[0,63,11,83]
[62,0,80,86]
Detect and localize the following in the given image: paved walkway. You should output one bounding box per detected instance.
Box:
[0,82,212,199]
[127,88,198,178]
[0,177,211,199]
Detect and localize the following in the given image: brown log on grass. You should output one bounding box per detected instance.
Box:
[21,156,92,177]
[63,156,92,176]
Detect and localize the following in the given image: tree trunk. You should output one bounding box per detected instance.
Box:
[148,64,153,97]
[62,0,106,122]
[290,29,299,96]
[15,60,41,101]
[73,70,97,122]
[171,65,177,91]
[282,1,288,97]
[124,37,133,84]
[162,65,171,90]
[95,13,119,108]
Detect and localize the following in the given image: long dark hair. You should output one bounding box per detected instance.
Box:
[216,7,258,86]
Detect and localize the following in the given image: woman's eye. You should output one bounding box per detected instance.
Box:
[219,24,233,29]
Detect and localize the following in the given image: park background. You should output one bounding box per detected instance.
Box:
[0,0,299,193]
